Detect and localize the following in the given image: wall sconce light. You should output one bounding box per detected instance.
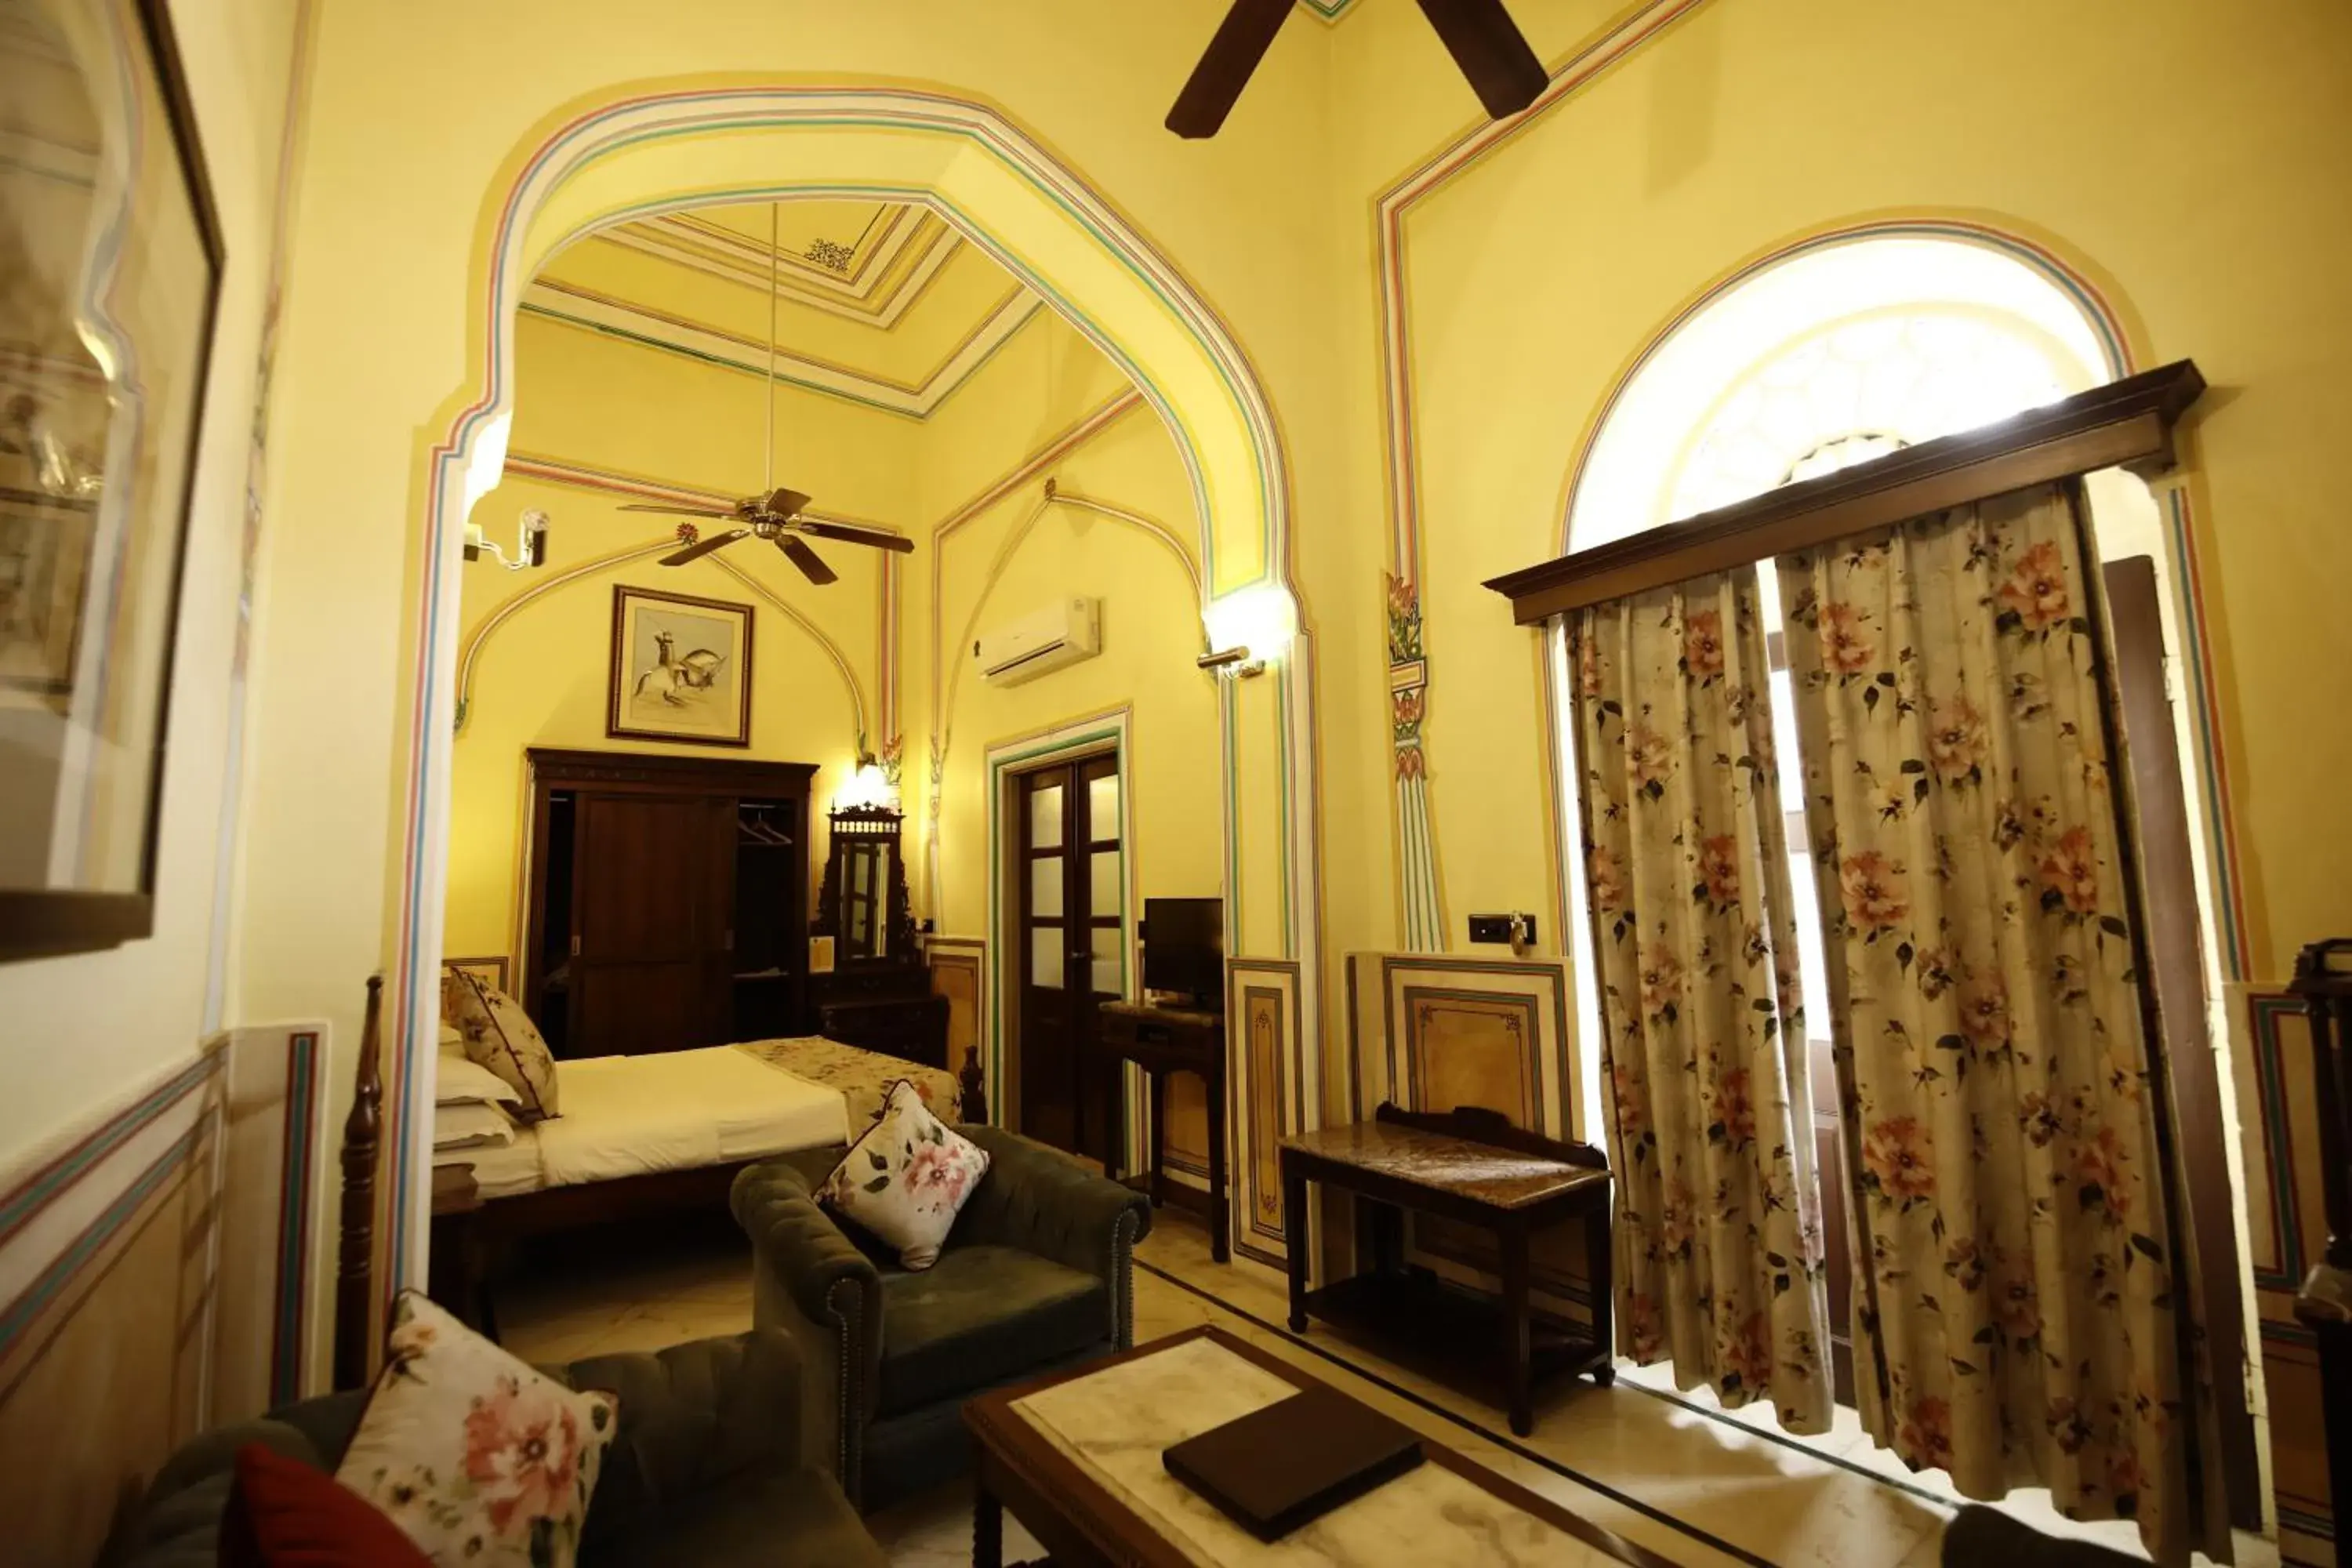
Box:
[464,508,549,570]
[1199,583,1297,679]
[1196,645,1262,677]
[834,753,896,811]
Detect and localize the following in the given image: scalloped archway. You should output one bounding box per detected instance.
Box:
[381,85,1323,1286]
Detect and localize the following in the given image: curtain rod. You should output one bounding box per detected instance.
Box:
[1486,359,2205,626]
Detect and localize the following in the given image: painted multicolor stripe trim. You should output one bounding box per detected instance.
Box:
[0,1054,213,1251]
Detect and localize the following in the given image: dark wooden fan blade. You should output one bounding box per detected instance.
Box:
[796,519,916,554]
[764,487,812,520]
[1166,0,1293,139]
[659,528,750,565]
[1415,0,1548,119]
[620,503,731,517]
[776,533,838,585]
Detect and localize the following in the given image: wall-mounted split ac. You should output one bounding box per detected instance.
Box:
[974,597,1102,687]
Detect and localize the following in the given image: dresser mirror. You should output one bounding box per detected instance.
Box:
[818,804,913,964]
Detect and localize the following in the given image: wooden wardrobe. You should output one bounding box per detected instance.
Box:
[520,748,815,1058]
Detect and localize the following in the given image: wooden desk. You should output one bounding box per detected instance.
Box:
[1279,1103,1612,1436]
[1097,1000,1229,1264]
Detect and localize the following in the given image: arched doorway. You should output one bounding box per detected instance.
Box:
[379,86,1323,1291]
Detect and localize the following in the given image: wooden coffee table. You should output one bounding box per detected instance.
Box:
[963,1325,1673,1567]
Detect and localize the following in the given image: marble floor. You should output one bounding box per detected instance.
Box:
[498,1207,2271,1568]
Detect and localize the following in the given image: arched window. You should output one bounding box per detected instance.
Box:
[1568,237,2119,551]
[1555,234,2223,1174]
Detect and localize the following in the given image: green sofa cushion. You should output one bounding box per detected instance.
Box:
[584,1468,882,1568]
[873,1244,1105,1419]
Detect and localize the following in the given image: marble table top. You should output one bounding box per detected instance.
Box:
[1279,1120,1608,1210]
[1009,1335,1631,1567]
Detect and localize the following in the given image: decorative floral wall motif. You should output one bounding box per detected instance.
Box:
[1386,573,1443,946]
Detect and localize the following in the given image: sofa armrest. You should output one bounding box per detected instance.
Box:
[732,1156,880,1331]
[561,1330,807,1553]
[951,1126,1153,1345]
[110,1418,326,1567]
[731,1156,881,1493]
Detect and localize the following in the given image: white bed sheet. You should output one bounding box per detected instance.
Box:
[450,1134,546,1201]
[528,1045,849,1191]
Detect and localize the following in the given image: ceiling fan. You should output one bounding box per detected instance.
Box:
[1167,0,1547,139]
[619,202,913,584]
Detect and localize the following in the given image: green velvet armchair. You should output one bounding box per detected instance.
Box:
[111,1331,885,1568]
[731,1124,1152,1511]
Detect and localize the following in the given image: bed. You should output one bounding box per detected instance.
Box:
[413,1025,971,1346]
[451,1037,962,1202]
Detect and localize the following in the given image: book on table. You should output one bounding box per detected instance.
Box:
[1160,1383,1425,1541]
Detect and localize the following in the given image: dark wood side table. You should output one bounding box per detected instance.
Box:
[1096,1000,1229,1264]
[426,1162,496,1340]
[1279,1102,1612,1436]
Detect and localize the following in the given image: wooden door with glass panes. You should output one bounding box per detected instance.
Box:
[1015,755,1123,1163]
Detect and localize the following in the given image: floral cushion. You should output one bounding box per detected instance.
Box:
[336,1291,617,1568]
[818,1079,989,1270]
[447,973,558,1121]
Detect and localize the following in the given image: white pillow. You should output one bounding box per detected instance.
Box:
[434,1101,517,1152]
[818,1080,990,1270]
[439,1021,465,1054]
[437,1054,524,1109]
[338,1291,618,1568]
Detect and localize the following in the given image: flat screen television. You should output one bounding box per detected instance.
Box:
[1142,897,1224,1010]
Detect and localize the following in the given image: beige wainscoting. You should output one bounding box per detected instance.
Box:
[1344,953,1594,1326]
[1225,958,1306,1271]
[0,1023,331,1565]
[924,935,986,1116]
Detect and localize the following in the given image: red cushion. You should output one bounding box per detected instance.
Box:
[220,1443,431,1568]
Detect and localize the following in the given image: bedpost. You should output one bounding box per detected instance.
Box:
[334,974,385,1390]
[959,1044,989,1125]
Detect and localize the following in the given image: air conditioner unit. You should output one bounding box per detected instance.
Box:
[975,597,1101,687]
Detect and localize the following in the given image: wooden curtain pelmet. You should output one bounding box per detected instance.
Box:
[1486,360,2205,624]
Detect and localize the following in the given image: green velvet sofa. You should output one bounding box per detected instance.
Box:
[732,1124,1152,1512]
[111,1330,884,1568]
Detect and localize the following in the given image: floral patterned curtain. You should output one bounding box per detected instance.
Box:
[1777,480,2220,1561]
[1570,571,1833,1435]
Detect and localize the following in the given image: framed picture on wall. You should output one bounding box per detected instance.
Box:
[606,585,754,747]
[442,955,510,995]
[0,0,224,962]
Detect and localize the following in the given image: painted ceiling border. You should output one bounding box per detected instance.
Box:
[593,204,964,325]
[518,273,1045,417]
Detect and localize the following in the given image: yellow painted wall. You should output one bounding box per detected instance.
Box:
[924,403,1220,937]
[448,256,1220,1009]
[0,0,307,1170]
[1334,0,2352,992]
[238,0,1353,1085]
